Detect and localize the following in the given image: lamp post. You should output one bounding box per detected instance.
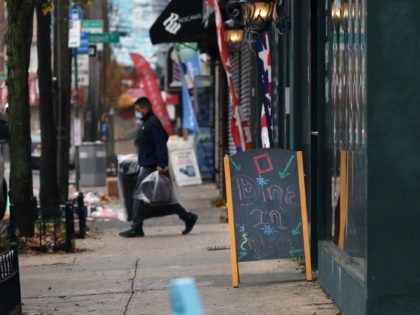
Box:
[224,18,245,50]
[239,0,276,32]
[223,0,245,51]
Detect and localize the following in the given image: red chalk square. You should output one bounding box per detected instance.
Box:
[253,153,274,175]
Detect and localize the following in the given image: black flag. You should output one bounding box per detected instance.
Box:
[150,0,204,45]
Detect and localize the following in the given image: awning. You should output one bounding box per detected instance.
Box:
[149,0,205,45]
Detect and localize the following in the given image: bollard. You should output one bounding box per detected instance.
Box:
[168,277,205,315]
[8,202,16,244]
[31,196,39,219]
[65,203,75,252]
[77,192,86,238]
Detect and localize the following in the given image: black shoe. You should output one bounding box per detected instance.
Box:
[182,213,198,235]
[119,228,144,238]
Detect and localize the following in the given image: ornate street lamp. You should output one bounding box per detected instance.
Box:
[239,0,276,32]
[224,0,245,50]
[224,18,245,48]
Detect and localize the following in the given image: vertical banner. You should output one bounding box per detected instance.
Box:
[255,31,273,148]
[176,43,202,82]
[130,53,174,134]
[175,44,201,132]
[208,0,252,153]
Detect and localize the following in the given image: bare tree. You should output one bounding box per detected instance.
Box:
[5,0,35,236]
[54,0,71,202]
[36,0,60,217]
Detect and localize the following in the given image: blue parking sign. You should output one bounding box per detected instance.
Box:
[77,33,89,55]
[69,7,82,21]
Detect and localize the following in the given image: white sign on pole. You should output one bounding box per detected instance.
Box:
[68,19,82,48]
[71,54,89,86]
[74,118,82,146]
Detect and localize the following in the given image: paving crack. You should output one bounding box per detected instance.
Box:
[123,258,139,315]
[23,287,168,301]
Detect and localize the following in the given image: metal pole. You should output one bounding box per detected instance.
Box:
[65,202,74,252]
[107,107,115,168]
[56,1,63,193]
[73,48,80,191]
[77,192,86,238]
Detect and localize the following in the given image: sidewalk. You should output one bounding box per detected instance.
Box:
[19,183,339,315]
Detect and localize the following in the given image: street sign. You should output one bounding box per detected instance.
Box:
[82,20,104,29]
[68,20,82,48]
[88,33,120,44]
[88,45,97,58]
[69,7,82,21]
[82,19,104,51]
[74,118,82,146]
[68,7,82,48]
[76,32,89,55]
[72,55,89,86]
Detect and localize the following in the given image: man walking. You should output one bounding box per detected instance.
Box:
[119,97,198,238]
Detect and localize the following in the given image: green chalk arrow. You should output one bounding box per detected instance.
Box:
[279,155,295,179]
[292,223,302,236]
[289,248,304,256]
[238,251,247,261]
[231,159,241,171]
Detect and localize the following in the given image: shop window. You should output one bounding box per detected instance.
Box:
[326,0,367,265]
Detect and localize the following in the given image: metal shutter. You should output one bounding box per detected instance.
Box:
[240,44,252,123]
[228,44,253,155]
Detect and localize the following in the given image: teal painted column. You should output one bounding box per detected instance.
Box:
[367,1,420,313]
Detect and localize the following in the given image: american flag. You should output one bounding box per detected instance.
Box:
[255,31,273,148]
[208,0,252,153]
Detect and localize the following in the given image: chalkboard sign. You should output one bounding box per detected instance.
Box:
[224,149,312,287]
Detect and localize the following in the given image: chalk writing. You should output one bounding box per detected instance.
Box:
[269,210,288,230]
[235,180,298,208]
[250,209,287,230]
[267,185,283,203]
[230,149,304,262]
[285,186,296,206]
[240,233,248,250]
[235,175,260,205]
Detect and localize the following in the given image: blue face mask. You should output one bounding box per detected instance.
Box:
[135,112,143,120]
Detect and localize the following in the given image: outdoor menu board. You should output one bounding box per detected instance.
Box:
[224,149,312,287]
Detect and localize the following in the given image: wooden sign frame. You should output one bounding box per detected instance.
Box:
[338,151,349,249]
[224,151,313,288]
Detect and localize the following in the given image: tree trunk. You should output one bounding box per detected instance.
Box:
[54,0,71,202]
[5,0,35,236]
[36,1,60,217]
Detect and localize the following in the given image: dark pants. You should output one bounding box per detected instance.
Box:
[131,166,190,230]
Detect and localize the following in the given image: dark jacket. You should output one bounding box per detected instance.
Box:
[135,111,169,168]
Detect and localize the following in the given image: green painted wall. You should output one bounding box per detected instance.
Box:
[367,0,420,311]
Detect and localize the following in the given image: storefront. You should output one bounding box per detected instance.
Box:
[319,1,420,313]
[204,0,420,314]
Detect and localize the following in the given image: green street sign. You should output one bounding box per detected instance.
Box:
[82,20,104,29]
[89,33,120,44]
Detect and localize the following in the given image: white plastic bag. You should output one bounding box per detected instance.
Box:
[138,171,178,205]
